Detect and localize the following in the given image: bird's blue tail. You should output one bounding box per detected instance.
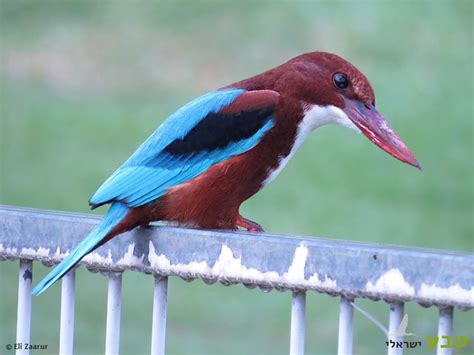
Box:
[32,202,128,296]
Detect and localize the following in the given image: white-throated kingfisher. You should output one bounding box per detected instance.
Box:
[33,51,420,295]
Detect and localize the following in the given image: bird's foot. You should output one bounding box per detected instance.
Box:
[235,216,265,232]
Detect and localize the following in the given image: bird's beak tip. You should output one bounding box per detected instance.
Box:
[413,160,423,172]
[405,157,422,171]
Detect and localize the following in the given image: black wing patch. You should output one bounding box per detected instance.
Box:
[163,107,274,156]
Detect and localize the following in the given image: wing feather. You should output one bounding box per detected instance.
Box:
[89,89,278,208]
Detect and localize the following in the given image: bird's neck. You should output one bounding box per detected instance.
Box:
[261,100,357,186]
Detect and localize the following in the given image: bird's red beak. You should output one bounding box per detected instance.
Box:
[343,98,421,169]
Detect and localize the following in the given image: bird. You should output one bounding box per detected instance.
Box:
[32,51,420,295]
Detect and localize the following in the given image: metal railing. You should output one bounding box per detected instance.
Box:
[1,205,473,355]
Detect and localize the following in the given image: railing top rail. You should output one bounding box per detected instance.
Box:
[1,205,473,310]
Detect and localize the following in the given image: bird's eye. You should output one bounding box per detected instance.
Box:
[333,73,349,89]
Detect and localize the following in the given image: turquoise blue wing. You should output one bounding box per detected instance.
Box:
[89,89,277,208]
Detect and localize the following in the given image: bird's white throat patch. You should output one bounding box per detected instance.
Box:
[301,103,359,132]
[262,104,360,186]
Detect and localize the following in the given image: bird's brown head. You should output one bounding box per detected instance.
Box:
[277,51,420,169]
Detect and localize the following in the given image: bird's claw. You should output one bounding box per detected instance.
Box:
[235,216,265,232]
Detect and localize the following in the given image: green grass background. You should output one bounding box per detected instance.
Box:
[0,1,473,354]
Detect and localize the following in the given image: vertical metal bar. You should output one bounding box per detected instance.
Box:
[289,291,306,355]
[59,270,76,354]
[337,297,353,355]
[437,307,453,355]
[105,272,122,355]
[151,276,168,355]
[387,302,404,355]
[16,260,33,355]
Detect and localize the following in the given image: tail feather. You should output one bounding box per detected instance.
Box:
[32,203,128,296]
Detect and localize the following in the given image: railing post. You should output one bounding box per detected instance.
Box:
[437,307,453,355]
[16,260,33,355]
[151,276,168,355]
[387,302,404,355]
[105,272,122,355]
[289,291,306,355]
[337,297,353,355]
[59,269,76,354]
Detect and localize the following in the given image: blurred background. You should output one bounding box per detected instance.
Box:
[1,0,472,354]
